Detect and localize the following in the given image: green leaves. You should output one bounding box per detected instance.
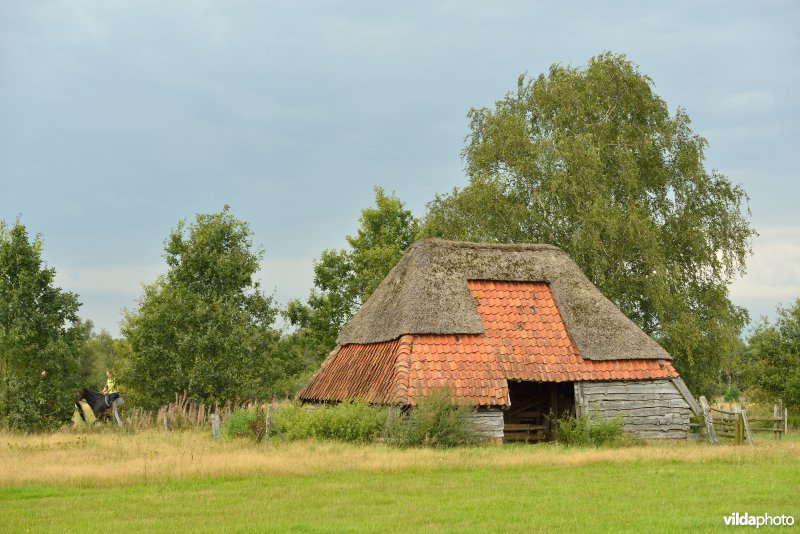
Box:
[421,53,755,396]
[0,220,83,431]
[744,299,800,409]
[285,188,418,369]
[120,208,280,408]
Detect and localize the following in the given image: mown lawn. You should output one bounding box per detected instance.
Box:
[1,433,798,533]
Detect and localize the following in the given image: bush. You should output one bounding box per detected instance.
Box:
[553,414,625,447]
[272,401,386,443]
[742,300,800,411]
[223,408,261,439]
[388,388,481,448]
[723,385,741,403]
[789,413,800,431]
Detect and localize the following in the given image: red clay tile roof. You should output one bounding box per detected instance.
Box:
[299,281,678,406]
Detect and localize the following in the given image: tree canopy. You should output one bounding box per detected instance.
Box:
[284,188,418,370]
[420,53,755,395]
[0,220,84,431]
[120,207,281,408]
[743,300,800,409]
[77,319,132,390]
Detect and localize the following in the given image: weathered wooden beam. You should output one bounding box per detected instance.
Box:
[699,396,718,445]
[210,413,221,441]
[740,406,754,447]
[671,377,700,415]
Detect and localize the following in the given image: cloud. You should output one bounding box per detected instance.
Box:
[729,226,800,320]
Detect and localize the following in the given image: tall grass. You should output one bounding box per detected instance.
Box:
[1,429,798,489]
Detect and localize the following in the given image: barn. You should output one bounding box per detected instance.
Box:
[298,239,700,441]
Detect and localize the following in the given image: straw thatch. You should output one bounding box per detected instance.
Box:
[336,239,670,361]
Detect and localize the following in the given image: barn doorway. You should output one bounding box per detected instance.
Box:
[503,381,575,442]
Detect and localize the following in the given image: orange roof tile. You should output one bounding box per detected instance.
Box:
[299,281,677,406]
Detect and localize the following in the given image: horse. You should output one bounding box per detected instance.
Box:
[75,388,122,424]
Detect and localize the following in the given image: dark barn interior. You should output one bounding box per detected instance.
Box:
[503,381,576,442]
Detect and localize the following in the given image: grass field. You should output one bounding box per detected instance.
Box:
[1,430,798,533]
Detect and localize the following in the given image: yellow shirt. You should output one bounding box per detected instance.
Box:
[106,377,118,394]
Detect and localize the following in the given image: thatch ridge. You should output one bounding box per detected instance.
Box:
[336,239,670,361]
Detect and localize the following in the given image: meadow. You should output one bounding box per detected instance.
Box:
[1,429,799,533]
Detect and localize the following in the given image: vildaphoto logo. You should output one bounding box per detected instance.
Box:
[723,513,795,528]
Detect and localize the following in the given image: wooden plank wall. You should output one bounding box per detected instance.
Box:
[578,380,691,439]
[470,409,504,441]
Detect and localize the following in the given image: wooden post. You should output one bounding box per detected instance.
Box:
[264,404,272,446]
[211,413,221,441]
[740,406,754,447]
[778,400,784,441]
[112,399,124,430]
[734,405,742,445]
[699,396,718,445]
[784,407,789,436]
[163,411,169,432]
[773,402,780,441]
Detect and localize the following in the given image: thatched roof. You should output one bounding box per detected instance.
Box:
[337,239,669,361]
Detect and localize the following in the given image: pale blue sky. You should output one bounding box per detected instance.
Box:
[1,1,798,335]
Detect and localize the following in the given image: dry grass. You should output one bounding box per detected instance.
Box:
[2,429,798,488]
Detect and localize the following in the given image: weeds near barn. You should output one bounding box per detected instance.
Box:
[552,414,628,447]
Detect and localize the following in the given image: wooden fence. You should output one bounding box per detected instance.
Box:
[746,399,789,441]
[698,397,788,446]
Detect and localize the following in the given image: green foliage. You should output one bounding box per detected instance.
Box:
[120,207,282,408]
[743,299,800,410]
[388,389,481,448]
[77,319,131,390]
[420,52,754,396]
[223,408,260,439]
[285,188,418,369]
[723,384,741,403]
[0,219,84,431]
[273,401,387,443]
[552,414,626,447]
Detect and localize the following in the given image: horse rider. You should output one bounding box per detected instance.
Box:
[101,370,120,407]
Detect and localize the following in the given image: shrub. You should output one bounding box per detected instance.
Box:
[723,385,741,403]
[272,401,386,443]
[223,408,260,439]
[388,388,481,448]
[788,413,800,431]
[553,414,625,447]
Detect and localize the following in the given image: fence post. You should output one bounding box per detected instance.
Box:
[773,402,780,441]
[699,396,718,445]
[785,406,789,436]
[778,400,784,441]
[211,413,221,441]
[740,406,754,447]
[112,400,124,430]
[163,411,169,432]
[734,405,742,445]
[264,403,272,447]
